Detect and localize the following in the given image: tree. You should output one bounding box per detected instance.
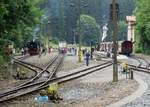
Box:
[118,21,127,41]
[0,0,44,62]
[135,0,150,54]
[77,14,100,45]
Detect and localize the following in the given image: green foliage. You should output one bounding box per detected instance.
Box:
[45,0,135,43]
[135,0,150,53]
[134,46,142,53]
[118,21,127,40]
[50,37,59,44]
[16,66,30,79]
[0,38,12,61]
[77,14,100,45]
[0,55,5,65]
[0,0,44,63]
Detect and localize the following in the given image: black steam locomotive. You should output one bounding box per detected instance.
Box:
[26,41,40,55]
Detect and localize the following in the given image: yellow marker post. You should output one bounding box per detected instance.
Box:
[47,83,58,94]
[78,50,83,62]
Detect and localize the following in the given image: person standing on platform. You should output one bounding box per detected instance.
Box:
[85,51,90,66]
[48,47,51,54]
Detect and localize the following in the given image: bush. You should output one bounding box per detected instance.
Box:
[144,50,150,55]
[0,55,5,65]
[135,47,142,53]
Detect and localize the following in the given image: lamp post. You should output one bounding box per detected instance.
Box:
[112,0,118,82]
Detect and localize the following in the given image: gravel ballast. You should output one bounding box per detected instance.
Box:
[0,54,140,107]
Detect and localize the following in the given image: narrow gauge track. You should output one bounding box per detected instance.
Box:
[13,57,51,74]
[14,54,31,60]
[129,64,150,74]
[0,61,112,103]
[118,55,150,73]
[130,55,149,68]
[15,54,60,86]
[0,54,61,98]
[127,55,150,73]
[136,56,150,68]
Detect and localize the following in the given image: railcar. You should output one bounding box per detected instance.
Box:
[120,41,133,56]
[98,40,133,56]
[58,41,67,54]
[27,41,40,55]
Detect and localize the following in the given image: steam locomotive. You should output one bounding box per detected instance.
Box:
[26,41,41,55]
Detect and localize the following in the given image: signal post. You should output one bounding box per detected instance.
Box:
[110,0,119,82]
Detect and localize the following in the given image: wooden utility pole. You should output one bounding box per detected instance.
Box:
[112,0,118,82]
[78,0,82,62]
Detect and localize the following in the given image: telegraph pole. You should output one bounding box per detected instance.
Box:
[112,0,118,82]
[78,0,82,62]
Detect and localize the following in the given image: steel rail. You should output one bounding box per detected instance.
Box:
[1,61,112,95]
[0,54,59,98]
[0,61,112,103]
[130,55,149,68]
[12,57,50,73]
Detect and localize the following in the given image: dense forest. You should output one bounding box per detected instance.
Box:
[45,0,135,43]
[1,0,150,63]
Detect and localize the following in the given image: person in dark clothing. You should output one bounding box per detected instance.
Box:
[82,49,85,55]
[85,51,90,66]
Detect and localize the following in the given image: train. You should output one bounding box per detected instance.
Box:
[58,41,67,54]
[26,41,41,55]
[97,40,133,56]
[26,40,67,55]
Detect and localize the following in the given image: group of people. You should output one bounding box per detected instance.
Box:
[79,49,92,66]
[67,47,77,55]
[21,47,28,55]
[39,47,51,57]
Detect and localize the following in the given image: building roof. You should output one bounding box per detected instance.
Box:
[126,16,136,22]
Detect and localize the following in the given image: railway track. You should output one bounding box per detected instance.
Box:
[13,57,51,74]
[14,54,31,60]
[0,60,112,103]
[15,54,60,86]
[117,55,150,74]
[0,54,62,99]
[137,56,150,69]
[5,54,150,103]
[129,64,150,74]
[130,55,149,68]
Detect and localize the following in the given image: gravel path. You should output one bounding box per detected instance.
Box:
[122,72,150,107]
[61,55,98,72]
[58,79,138,107]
